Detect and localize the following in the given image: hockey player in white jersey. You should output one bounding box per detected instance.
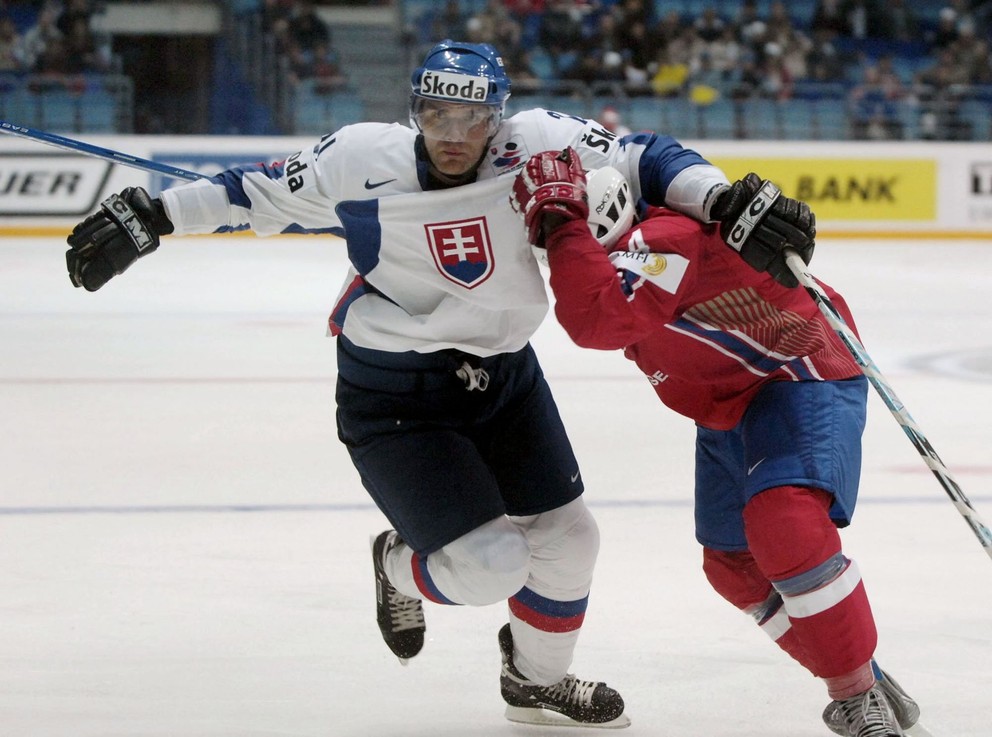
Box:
[63,40,816,728]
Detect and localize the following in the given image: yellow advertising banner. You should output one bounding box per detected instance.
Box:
[709,158,937,221]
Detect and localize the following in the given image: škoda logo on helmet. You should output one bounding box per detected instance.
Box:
[420,70,489,102]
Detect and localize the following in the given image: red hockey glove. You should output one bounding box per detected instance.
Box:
[510,147,589,247]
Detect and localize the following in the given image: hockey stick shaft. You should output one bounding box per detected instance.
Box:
[784,249,992,560]
[0,121,205,181]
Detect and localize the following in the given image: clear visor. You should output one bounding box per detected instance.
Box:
[411,98,502,142]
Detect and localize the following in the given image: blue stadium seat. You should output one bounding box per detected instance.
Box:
[527,47,556,82]
[697,98,737,139]
[814,100,850,140]
[958,99,991,140]
[779,99,817,140]
[38,91,80,132]
[739,98,781,140]
[659,97,700,138]
[294,86,365,135]
[80,90,119,132]
[627,97,666,133]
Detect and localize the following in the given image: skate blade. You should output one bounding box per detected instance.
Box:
[905,721,936,737]
[504,705,631,729]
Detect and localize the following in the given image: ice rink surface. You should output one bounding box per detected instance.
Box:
[2,234,991,737]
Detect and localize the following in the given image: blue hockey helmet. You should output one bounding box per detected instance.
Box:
[410,40,511,141]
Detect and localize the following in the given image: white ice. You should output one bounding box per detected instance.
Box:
[1,234,990,737]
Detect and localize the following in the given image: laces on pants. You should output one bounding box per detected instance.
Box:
[456,361,489,391]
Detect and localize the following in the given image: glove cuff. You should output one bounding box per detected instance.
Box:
[722,179,780,254]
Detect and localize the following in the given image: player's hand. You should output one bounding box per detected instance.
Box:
[710,173,815,288]
[510,147,588,247]
[66,187,174,292]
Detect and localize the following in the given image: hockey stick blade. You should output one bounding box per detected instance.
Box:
[784,249,992,561]
[0,120,204,182]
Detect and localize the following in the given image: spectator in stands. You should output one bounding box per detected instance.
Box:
[733,0,768,48]
[599,104,631,135]
[432,0,468,44]
[806,27,849,83]
[914,47,973,139]
[929,7,961,49]
[652,8,682,50]
[500,47,539,85]
[848,62,905,139]
[948,19,991,82]
[259,0,294,34]
[810,0,851,37]
[467,0,523,55]
[755,40,795,100]
[650,44,691,97]
[62,16,111,73]
[876,53,908,88]
[705,26,744,88]
[538,0,585,61]
[0,15,23,73]
[878,0,920,43]
[287,0,330,52]
[693,7,727,43]
[765,3,812,81]
[565,47,624,86]
[587,10,624,56]
[28,32,88,94]
[917,45,970,88]
[303,39,347,93]
[16,4,62,72]
[839,0,889,40]
[56,0,92,36]
[618,19,654,85]
[666,24,705,78]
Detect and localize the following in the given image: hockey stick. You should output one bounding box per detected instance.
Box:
[784,249,992,561]
[0,120,204,181]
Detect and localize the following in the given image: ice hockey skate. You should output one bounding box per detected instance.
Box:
[371,530,425,664]
[498,623,630,729]
[823,663,934,737]
[821,678,906,737]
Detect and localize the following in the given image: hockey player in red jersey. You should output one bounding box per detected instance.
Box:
[511,148,929,737]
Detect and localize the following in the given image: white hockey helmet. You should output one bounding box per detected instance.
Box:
[585,166,635,249]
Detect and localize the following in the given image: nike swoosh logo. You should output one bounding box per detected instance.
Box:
[747,458,766,476]
[364,178,397,190]
[570,471,580,483]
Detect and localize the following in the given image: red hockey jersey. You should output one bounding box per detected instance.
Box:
[546,208,863,431]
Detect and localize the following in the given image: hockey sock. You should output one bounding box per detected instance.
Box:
[824,661,876,700]
[507,497,600,685]
[744,486,877,679]
[702,547,816,671]
[385,517,531,605]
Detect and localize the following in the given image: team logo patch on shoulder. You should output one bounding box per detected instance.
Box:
[609,251,689,294]
[425,217,494,288]
[489,136,529,174]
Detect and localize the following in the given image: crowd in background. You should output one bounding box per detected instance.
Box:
[424,0,992,140]
[0,0,114,91]
[254,0,348,92]
[3,0,992,140]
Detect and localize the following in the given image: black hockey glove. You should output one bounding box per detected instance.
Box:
[66,187,174,292]
[710,173,815,288]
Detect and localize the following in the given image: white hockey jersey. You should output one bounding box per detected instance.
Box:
[160,109,729,356]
